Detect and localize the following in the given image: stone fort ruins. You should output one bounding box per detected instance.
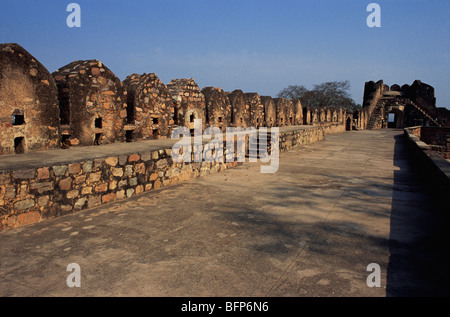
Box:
[1,43,449,230]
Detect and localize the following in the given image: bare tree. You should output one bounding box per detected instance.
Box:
[277,81,360,111]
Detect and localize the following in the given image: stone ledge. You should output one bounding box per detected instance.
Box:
[0,124,345,231]
[404,127,450,206]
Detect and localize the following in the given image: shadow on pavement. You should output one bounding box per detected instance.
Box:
[387,132,450,296]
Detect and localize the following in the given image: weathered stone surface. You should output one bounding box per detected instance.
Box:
[74,197,87,210]
[74,175,87,185]
[0,43,60,155]
[156,159,168,169]
[52,59,127,146]
[109,180,117,190]
[89,172,101,183]
[125,165,133,177]
[167,78,206,132]
[123,73,175,140]
[81,186,92,195]
[112,168,123,177]
[0,174,11,185]
[37,195,49,207]
[128,154,140,162]
[68,163,81,174]
[82,161,93,173]
[37,167,50,180]
[53,165,68,176]
[202,87,232,132]
[129,177,138,186]
[105,157,119,166]
[14,199,35,211]
[135,185,143,195]
[66,190,79,199]
[58,177,72,191]
[13,169,35,180]
[126,188,135,197]
[30,181,53,194]
[118,155,128,166]
[95,183,108,193]
[17,211,40,225]
[227,90,250,128]
[102,193,116,204]
[116,190,125,200]
[134,163,145,174]
[87,196,101,208]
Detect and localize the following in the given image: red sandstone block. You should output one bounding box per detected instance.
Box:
[102,193,116,204]
[37,167,50,180]
[59,178,72,191]
[95,183,108,192]
[17,211,40,226]
[128,154,141,162]
[68,163,81,174]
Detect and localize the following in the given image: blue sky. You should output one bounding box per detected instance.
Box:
[1,0,449,108]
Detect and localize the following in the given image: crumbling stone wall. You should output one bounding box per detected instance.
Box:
[408,80,437,117]
[244,93,265,128]
[319,108,326,123]
[311,109,319,124]
[326,108,332,122]
[0,123,348,231]
[201,87,232,132]
[303,107,311,125]
[331,109,338,122]
[261,96,276,128]
[0,43,60,155]
[53,60,127,147]
[273,98,293,126]
[0,146,241,230]
[167,78,206,132]
[227,90,250,129]
[292,99,303,125]
[123,73,175,140]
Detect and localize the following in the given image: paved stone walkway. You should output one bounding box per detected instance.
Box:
[0,129,448,297]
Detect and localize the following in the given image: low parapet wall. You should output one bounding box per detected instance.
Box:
[404,126,450,207]
[0,124,345,231]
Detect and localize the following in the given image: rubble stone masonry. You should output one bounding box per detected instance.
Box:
[0,43,60,155]
[0,125,345,231]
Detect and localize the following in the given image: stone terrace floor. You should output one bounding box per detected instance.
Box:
[0,129,448,297]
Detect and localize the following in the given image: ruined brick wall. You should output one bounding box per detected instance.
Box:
[0,43,60,155]
[311,109,319,124]
[227,90,250,129]
[292,99,303,125]
[0,147,241,230]
[0,123,348,231]
[201,87,232,132]
[418,127,450,146]
[244,93,265,128]
[123,73,174,140]
[319,108,326,123]
[261,96,276,128]
[167,78,206,132]
[331,109,338,122]
[273,98,292,126]
[362,80,385,108]
[408,80,437,117]
[436,108,450,127]
[53,60,127,147]
[326,108,332,123]
[303,107,311,125]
